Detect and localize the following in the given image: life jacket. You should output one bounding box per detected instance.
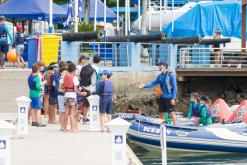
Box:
[158,71,173,94]
[201,104,211,118]
[46,72,55,90]
[0,23,7,39]
[100,80,113,96]
[28,74,37,90]
[15,32,25,45]
[64,74,74,92]
[191,103,201,117]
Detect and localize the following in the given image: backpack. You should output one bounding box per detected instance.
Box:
[64,74,74,92]
[79,64,95,87]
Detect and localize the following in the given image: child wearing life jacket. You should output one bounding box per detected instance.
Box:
[63,63,87,132]
[28,64,46,127]
[188,93,201,119]
[47,62,59,124]
[28,61,46,123]
[198,95,212,126]
[97,70,113,132]
[57,67,68,131]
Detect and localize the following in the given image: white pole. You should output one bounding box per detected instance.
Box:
[16,96,31,135]
[104,0,106,35]
[94,0,98,31]
[172,0,174,33]
[138,0,141,30]
[117,0,119,32]
[160,124,167,165]
[87,95,100,131]
[125,0,128,35]
[74,0,79,32]
[49,0,53,33]
[148,0,151,31]
[160,0,162,31]
[106,118,132,165]
[0,121,15,165]
[128,0,131,32]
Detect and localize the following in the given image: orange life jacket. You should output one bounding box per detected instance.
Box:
[64,74,74,92]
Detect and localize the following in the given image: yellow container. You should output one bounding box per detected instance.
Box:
[41,35,61,66]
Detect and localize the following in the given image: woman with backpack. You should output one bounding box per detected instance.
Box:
[76,55,96,124]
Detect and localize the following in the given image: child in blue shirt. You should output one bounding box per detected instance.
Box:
[97,70,113,132]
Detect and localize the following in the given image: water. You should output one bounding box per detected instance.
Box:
[128,140,247,165]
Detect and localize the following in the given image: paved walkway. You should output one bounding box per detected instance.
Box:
[11,123,112,165]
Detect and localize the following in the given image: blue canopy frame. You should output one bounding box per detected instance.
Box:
[0,0,66,22]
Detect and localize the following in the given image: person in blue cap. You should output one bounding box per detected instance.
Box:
[96,70,113,132]
[139,60,177,124]
[0,16,14,69]
[47,62,59,124]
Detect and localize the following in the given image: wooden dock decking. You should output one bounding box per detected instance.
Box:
[10,123,142,165]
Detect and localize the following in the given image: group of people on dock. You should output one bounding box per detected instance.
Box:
[28,54,113,132]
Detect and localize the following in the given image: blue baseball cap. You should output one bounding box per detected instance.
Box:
[100,70,109,75]
[158,60,168,66]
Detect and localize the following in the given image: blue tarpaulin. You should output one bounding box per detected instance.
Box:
[163,1,243,38]
[60,0,117,22]
[0,0,66,22]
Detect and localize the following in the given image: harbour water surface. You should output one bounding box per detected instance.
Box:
[128,141,247,165]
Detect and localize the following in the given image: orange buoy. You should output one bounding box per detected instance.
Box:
[7,49,17,62]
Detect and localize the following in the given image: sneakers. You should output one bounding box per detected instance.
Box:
[82,118,90,124]
[31,122,46,127]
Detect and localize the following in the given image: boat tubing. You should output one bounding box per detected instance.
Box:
[128,118,247,153]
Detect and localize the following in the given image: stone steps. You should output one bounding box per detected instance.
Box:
[0,69,30,113]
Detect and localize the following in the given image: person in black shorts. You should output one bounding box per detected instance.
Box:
[139,60,177,124]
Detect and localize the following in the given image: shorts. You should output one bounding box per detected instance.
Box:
[48,89,57,105]
[44,85,49,95]
[57,95,65,113]
[99,96,112,114]
[0,41,9,55]
[82,96,90,108]
[30,97,42,110]
[159,98,175,113]
[16,44,24,55]
[64,97,77,113]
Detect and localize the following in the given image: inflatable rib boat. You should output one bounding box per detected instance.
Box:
[127,118,247,153]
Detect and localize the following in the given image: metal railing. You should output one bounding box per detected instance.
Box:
[76,42,170,69]
[141,43,170,66]
[179,47,247,69]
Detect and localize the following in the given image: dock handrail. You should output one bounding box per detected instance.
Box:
[179,47,247,69]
